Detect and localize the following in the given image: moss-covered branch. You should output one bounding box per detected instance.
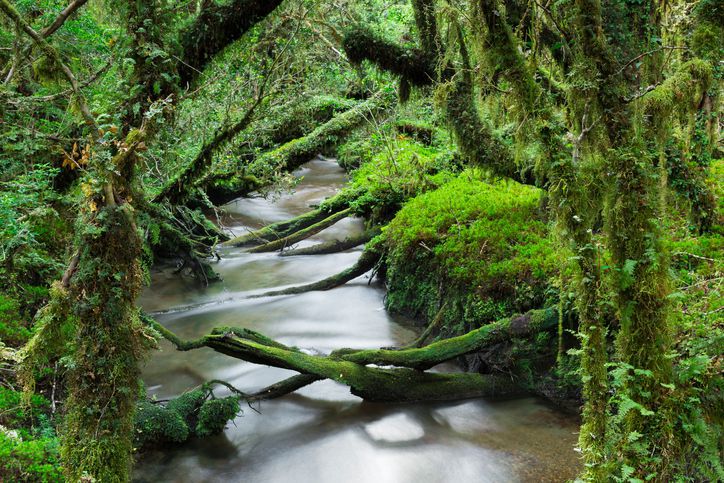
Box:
[343,27,436,87]
[252,248,381,297]
[247,89,396,175]
[179,0,285,84]
[148,317,535,402]
[154,99,261,204]
[222,192,355,247]
[334,309,557,370]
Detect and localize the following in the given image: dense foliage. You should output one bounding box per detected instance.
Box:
[0,0,720,481]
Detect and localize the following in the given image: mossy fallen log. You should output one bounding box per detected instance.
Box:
[244,89,397,178]
[246,208,352,253]
[279,228,379,256]
[147,318,534,403]
[252,248,380,297]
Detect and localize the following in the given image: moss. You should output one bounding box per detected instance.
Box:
[194,396,240,437]
[0,294,30,347]
[385,172,556,304]
[640,60,712,129]
[134,401,189,449]
[0,430,62,482]
[166,388,208,421]
[61,205,153,482]
[342,27,436,87]
[347,138,459,223]
[179,0,284,83]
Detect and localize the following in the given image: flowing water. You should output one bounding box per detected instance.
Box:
[133,157,581,483]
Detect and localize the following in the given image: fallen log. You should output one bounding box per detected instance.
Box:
[246,89,396,176]
[246,208,352,253]
[147,316,543,402]
[333,308,557,370]
[222,191,354,247]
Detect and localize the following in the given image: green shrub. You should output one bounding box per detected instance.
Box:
[0,429,62,482]
[0,294,31,347]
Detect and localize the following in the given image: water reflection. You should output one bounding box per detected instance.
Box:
[134,157,580,483]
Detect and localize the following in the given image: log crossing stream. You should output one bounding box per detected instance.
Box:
[133,157,581,483]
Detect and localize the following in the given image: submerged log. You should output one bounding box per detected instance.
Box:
[147,314,549,402]
[279,228,379,256]
[247,208,352,253]
[223,192,354,247]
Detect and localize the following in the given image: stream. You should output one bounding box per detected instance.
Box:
[133,157,581,483]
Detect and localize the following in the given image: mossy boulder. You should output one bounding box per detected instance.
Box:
[384,171,556,328]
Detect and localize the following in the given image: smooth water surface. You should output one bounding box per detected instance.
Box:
[134,157,581,483]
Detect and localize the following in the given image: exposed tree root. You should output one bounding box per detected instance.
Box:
[252,248,381,297]
[146,311,560,402]
[247,208,352,253]
[279,228,379,256]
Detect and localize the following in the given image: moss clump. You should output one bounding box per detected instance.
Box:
[133,401,189,448]
[195,397,240,437]
[384,172,556,316]
[134,388,240,449]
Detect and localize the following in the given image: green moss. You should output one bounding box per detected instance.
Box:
[166,388,207,420]
[134,401,189,448]
[347,138,459,223]
[0,431,62,482]
[385,172,556,302]
[0,294,30,347]
[195,396,240,437]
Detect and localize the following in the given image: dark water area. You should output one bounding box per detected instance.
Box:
[133,157,581,483]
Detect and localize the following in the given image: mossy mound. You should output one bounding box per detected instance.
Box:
[345,138,459,223]
[383,171,558,337]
